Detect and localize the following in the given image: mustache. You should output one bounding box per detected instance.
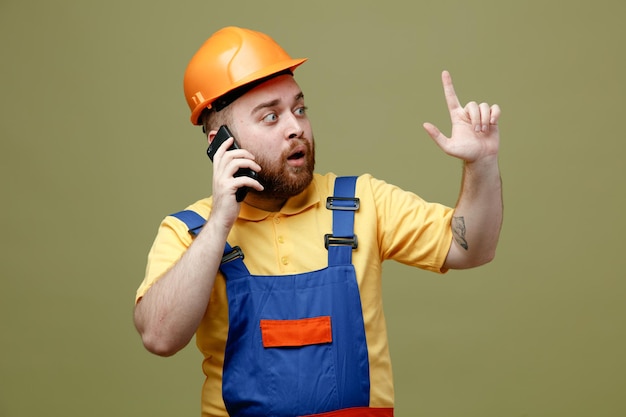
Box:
[253,136,315,172]
[283,138,312,155]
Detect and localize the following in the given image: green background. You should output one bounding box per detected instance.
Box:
[1,0,624,416]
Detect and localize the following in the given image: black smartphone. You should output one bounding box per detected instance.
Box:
[207,125,258,202]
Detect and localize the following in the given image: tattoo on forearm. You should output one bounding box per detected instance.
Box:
[452,216,469,250]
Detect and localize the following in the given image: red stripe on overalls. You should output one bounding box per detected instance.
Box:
[301,407,394,417]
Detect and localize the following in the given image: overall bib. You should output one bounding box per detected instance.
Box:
[172,177,393,417]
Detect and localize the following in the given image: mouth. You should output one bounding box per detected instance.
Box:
[286,145,307,166]
[287,151,305,160]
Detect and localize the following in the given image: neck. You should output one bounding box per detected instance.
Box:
[243,193,288,213]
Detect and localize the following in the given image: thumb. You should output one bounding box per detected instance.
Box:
[422,122,449,148]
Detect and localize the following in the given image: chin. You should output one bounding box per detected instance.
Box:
[258,169,313,200]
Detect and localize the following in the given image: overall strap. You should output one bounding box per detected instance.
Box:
[325,176,359,266]
[169,210,246,271]
[169,209,205,237]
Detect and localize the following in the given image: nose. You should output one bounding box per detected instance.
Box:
[285,114,304,140]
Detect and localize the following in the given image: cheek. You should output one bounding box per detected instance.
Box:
[250,141,280,161]
[244,132,283,156]
[231,128,260,153]
[246,141,283,171]
[227,120,258,149]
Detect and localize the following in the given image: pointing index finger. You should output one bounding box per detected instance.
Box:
[442,70,462,114]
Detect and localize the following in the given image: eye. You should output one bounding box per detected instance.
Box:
[294,106,308,116]
[262,113,278,123]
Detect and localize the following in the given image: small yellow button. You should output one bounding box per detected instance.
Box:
[281,256,288,265]
[278,236,285,244]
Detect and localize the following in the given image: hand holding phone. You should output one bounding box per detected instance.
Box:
[207,125,259,202]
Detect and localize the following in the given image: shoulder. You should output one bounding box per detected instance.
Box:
[166,197,213,223]
[156,197,214,239]
[315,172,381,195]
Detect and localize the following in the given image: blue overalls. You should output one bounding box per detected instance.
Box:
[172,177,384,417]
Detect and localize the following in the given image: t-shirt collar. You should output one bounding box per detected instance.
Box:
[238,180,320,221]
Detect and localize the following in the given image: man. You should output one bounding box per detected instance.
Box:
[134,26,502,417]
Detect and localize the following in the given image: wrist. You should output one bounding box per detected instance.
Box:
[464,154,499,172]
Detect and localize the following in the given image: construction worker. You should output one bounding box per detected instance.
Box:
[134,26,503,417]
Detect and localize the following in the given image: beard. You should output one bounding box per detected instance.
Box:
[251,139,316,200]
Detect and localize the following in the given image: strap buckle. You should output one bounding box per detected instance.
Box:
[221,246,244,264]
[324,234,358,249]
[326,196,360,211]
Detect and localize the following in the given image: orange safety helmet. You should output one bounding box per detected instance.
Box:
[184,26,307,125]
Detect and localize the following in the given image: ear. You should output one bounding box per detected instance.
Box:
[207,129,218,145]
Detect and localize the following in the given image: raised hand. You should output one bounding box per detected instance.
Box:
[423,71,501,164]
[210,136,263,226]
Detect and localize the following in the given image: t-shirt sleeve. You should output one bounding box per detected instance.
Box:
[366,175,454,273]
[135,214,195,303]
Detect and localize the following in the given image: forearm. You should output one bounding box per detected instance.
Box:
[445,155,503,269]
[133,217,230,356]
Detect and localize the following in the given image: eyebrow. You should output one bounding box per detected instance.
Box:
[250,92,305,115]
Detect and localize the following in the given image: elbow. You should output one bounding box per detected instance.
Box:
[134,309,186,357]
[466,247,497,268]
[445,246,497,270]
[474,253,496,267]
[139,330,184,357]
[471,248,497,268]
